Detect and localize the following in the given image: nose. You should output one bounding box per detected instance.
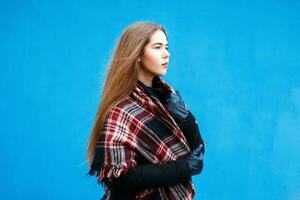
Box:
[162,49,170,58]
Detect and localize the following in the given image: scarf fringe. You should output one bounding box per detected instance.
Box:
[88,161,137,183]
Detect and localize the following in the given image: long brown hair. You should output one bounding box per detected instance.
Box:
[87,22,167,163]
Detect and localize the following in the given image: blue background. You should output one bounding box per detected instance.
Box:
[1,0,299,199]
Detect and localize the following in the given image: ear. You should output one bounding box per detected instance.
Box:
[138,58,141,62]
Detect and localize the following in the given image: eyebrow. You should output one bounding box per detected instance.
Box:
[152,42,168,46]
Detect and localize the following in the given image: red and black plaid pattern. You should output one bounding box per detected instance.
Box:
[93,77,195,199]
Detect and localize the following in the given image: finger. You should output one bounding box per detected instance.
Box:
[193,146,201,156]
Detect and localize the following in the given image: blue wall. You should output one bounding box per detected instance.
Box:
[1,0,299,199]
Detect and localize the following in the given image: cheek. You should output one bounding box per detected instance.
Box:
[144,51,160,66]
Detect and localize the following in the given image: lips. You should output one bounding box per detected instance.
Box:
[162,62,168,67]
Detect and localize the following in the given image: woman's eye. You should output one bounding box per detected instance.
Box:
[154,46,169,50]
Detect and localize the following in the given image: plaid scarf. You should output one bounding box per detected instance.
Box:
[90,76,195,199]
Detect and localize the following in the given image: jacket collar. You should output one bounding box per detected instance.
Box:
[132,76,179,132]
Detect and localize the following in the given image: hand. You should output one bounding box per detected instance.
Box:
[199,142,206,155]
[165,90,189,123]
[185,145,204,176]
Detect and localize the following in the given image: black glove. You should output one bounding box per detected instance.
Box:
[165,90,189,124]
[185,144,204,176]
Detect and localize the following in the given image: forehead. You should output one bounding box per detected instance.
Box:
[148,30,168,44]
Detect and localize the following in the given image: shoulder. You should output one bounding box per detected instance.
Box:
[108,95,142,119]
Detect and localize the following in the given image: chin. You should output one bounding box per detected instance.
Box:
[156,70,167,77]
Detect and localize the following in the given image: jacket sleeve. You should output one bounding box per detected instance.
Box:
[110,159,191,192]
[178,111,205,153]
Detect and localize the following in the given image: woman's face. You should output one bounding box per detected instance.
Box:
[139,30,170,82]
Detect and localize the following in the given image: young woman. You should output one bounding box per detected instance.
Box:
[87,22,206,200]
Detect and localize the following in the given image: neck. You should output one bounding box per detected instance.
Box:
[138,72,154,87]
